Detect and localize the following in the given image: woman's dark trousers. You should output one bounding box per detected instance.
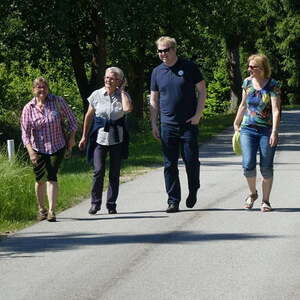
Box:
[91,143,122,210]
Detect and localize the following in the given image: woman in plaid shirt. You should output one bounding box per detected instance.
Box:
[21,77,77,222]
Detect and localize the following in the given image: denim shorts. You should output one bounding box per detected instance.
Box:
[240,125,276,178]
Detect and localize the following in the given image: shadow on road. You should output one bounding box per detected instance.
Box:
[0,230,283,258]
[58,215,168,221]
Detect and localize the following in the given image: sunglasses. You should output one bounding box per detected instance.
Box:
[248,65,260,70]
[157,47,171,54]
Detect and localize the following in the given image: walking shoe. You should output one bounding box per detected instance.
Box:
[108,208,117,214]
[47,211,56,222]
[186,192,197,208]
[38,209,48,221]
[88,204,100,215]
[166,203,179,213]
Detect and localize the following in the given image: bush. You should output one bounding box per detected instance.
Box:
[0,57,83,146]
[204,67,231,118]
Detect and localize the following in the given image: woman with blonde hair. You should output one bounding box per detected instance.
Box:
[233,54,281,212]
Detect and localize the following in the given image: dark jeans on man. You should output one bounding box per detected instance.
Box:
[160,123,200,205]
[91,143,122,209]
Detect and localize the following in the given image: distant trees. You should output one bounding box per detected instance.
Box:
[1,0,300,143]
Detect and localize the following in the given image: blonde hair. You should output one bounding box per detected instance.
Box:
[32,77,49,88]
[155,36,177,49]
[248,54,271,78]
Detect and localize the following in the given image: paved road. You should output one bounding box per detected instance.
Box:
[1,110,300,300]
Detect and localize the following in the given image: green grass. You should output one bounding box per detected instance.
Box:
[0,112,235,236]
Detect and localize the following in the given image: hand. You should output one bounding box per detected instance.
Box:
[119,78,127,92]
[186,114,202,125]
[78,137,87,151]
[234,123,240,132]
[67,136,76,151]
[151,125,160,140]
[29,151,39,165]
[269,132,278,147]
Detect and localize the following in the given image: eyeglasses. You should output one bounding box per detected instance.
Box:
[248,65,260,70]
[157,47,171,54]
[35,85,48,89]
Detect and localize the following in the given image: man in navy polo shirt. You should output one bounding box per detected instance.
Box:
[150,36,207,213]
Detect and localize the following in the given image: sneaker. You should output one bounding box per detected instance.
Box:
[38,209,48,221]
[47,211,56,222]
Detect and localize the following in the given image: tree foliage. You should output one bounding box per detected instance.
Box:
[1,0,300,144]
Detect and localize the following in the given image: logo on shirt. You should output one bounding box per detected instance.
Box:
[178,70,184,76]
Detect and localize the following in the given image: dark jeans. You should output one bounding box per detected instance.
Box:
[160,123,200,204]
[91,143,122,209]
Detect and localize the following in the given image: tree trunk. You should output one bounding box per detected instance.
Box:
[225,36,243,111]
[68,7,107,117]
[90,7,106,92]
[68,40,90,114]
[127,47,145,123]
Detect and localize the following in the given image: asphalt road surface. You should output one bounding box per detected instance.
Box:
[1,110,300,300]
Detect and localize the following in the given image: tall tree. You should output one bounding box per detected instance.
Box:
[192,0,261,110]
[259,0,300,103]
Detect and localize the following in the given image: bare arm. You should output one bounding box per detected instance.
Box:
[25,143,39,165]
[119,78,133,112]
[186,80,207,125]
[149,90,160,140]
[78,104,95,150]
[121,91,133,112]
[233,90,247,131]
[269,94,281,147]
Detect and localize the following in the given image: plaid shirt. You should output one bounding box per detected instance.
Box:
[21,94,77,154]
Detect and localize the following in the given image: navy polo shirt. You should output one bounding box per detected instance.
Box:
[150,58,203,125]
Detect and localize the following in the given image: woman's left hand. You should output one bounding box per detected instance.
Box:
[119,78,127,92]
[269,132,278,147]
[67,135,76,151]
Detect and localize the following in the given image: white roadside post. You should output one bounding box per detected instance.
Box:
[7,139,15,161]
